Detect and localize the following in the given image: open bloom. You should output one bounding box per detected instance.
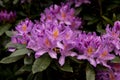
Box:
[12,19,33,45]
[15,18,33,35]
[77,32,101,67]
[96,45,115,68]
[34,36,57,59]
[110,63,120,80]
[103,22,120,56]
[57,28,77,66]
[96,69,115,80]
[27,22,58,59]
[28,3,82,64]
[40,3,82,30]
[45,26,64,42]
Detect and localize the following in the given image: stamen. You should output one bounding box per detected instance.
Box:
[61,12,66,19]
[53,29,59,39]
[45,38,51,47]
[53,48,60,53]
[22,41,26,44]
[87,47,93,55]
[47,15,52,20]
[109,72,115,80]
[100,50,108,57]
[22,24,27,31]
[66,33,70,40]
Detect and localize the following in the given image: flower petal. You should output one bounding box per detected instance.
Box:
[8,48,16,52]
[101,61,111,68]
[59,56,65,66]
[77,55,87,60]
[69,51,77,57]
[35,50,47,58]
[48,51,57,59]
[89,58,96,67]
[57,42,64,49]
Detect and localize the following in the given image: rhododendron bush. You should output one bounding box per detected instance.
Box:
[1,0,120,80]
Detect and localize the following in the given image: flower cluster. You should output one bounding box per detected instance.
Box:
[11,3,81,66]
[76,32,115,68]
[76,21,120,68]
[102,21,120,56]
[96,63,120,80]
[40,4,82,30]
[10,2,120,68]
[67,0,90,7]
[0,10,16,23]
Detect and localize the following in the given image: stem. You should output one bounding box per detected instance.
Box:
[98,0,102,16]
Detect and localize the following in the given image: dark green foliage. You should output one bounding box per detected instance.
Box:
[0,0,120,80]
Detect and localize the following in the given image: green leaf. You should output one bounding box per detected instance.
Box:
[69,57,83,64]
[5,31,14,37]
[50,61,58,70]
[26,73,34,80]
[106,4,118,11]
[83,15,93,21]
[6,42,16,48]
[18,12,27,17]
[86,64,95,80]
[0,24,12,36]
[0,0,5,7]
[13,0,19,4]
[102,16,113,25]
[111,0,120,4]
[113,13,117,21]
[96,23,105,34]
[17,77,23,80]
[34,72,43,80]
[15,44,26,49]
[4,0,9,3]
[111,56,120,63]
[60,62,73,72]
[6,42,26,49]
[87,18,99,25]
[75,7,82,15]
[24,55,34,65]
[10,48,30,57]
[0,56,23,64]
[32,54,52,74]
[16,65,32,75]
